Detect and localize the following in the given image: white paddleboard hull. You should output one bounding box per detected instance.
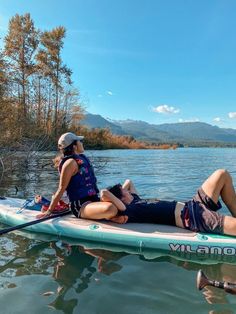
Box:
[1,197,236,258]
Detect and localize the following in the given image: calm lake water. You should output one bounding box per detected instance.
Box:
[1,148,236,314]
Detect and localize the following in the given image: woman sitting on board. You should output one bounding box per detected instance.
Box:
[37,132,117,220]
[101,169,236,236]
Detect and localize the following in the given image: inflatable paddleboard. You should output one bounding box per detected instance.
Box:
[1,197,236,257]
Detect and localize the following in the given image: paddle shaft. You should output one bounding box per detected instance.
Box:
[206,279,236,290]
[203,279,236,294]
[0,211,71,236]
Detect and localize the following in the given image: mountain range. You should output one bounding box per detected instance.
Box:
[80,113,236,146]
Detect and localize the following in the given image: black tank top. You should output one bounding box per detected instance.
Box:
[123,194,176,225]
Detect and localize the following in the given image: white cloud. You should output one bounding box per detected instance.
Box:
[213,117,221,122]
[178,118,200,123]
[152,104,180,114]
[97,91,113,97]
[228,112,236,119]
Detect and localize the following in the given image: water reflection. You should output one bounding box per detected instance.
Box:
[1,230,236,313]
[0,232,127,313]
[142,255,236,313]
[48,243,96,313]
[47,243,127,313]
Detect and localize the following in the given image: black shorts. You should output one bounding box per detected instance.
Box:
[70,195,100,218]
[181,188,225,234]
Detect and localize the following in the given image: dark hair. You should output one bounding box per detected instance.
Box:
[62,140,78,156]
[107,184,122,199]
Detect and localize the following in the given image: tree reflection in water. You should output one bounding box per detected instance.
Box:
[1,232,236,314]
[48,243,126,313]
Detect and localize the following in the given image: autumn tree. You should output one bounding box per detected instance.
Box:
[36,27,72,135]
[0,50,19,144]
[4,13,39,121]
[0,50,8,144]
[0,50,7,99]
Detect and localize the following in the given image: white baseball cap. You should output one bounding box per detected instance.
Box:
[58,132,84,149]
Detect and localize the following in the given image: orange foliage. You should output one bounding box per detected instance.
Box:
[70,126,178,150]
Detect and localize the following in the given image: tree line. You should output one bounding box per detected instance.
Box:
[0,13,177,151]
[0,13,80,146]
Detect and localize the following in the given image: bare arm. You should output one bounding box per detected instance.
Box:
[122,179,138,194]
[100,189,126,211]
[37,159,77,217]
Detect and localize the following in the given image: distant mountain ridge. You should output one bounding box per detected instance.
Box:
[81,113,125,135]
[80,113,236,145]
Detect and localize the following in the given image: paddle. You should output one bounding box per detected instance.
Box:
[0,210,71,236]
[197,269,236,295]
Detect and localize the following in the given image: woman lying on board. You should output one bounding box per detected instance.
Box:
[101,169,236,236]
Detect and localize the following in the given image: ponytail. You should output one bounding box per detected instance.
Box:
[61,140,77,156]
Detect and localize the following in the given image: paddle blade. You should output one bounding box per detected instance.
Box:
[197,270,209,290]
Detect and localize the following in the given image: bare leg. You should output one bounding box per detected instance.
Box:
[201,169,236,217]
[80,201,118,220]
[222,216,236,236]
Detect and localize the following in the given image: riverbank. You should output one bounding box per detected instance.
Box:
[0,126,179,151]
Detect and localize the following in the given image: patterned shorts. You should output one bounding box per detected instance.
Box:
[181,188,225,234]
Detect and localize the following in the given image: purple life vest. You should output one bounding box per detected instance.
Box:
[59,154,99,202]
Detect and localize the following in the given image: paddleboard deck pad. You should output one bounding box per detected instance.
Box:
[1,197,236,257]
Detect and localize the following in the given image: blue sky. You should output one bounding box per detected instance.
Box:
[1,0,236,128]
